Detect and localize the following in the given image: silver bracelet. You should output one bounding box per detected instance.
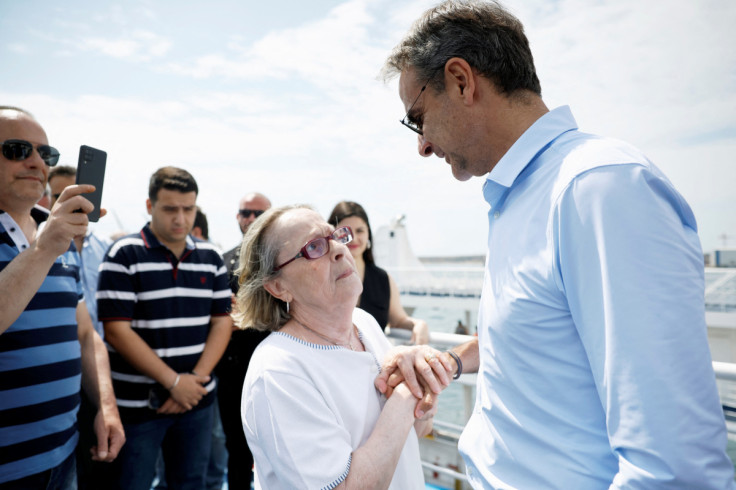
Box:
[168,374,181,391]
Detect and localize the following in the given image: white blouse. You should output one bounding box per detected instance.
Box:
[241,308,424,489]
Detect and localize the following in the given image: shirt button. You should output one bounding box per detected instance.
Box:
[494,211,500,219]
[10,228,15,232]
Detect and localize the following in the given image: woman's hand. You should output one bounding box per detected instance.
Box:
[410,319,430,345]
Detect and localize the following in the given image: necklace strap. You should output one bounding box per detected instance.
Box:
[293,318,355,351]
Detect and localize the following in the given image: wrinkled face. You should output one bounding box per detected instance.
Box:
[237,194,271,234]
[398,68,485,182]
[268,208,362,311]
[0,113,51,209]
[337,216,369,261]
[147,189,197,250]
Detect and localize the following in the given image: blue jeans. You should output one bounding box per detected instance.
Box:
[206,398,228,490]
[107,405,214,490]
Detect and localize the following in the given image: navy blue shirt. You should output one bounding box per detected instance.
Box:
[97,223,230,422]
[0,208,82,483]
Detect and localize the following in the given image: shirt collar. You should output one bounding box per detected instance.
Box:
[0,206,50,251]
[140,222,196,252]
[487,105,578,188]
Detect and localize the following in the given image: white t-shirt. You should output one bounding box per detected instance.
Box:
[241,308,424,489]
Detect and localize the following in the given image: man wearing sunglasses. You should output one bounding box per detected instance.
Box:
[0,106,124,488]
[216,191,270,490]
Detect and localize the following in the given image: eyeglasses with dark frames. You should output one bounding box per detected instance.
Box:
[274,226,353,271]
[1,139,60,167]
[400,80,431,135]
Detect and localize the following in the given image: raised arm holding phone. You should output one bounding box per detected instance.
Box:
[0,106,123,487]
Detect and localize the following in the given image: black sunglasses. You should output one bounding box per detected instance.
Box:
[1,139,60,167]
[239,209,265,219]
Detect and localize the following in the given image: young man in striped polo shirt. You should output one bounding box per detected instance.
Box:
[0,106,124,488]
[97,166,232,489]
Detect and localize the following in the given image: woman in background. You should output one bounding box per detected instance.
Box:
[328,201,429,344]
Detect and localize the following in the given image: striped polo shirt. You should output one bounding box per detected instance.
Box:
[0,208,83,484]
[97,223,231,421]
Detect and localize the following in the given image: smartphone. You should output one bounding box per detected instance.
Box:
[75,145,107,222]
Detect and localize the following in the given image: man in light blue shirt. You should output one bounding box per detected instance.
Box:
[48,165,112,338]
[377,1,734,487]
[47,165,114,490]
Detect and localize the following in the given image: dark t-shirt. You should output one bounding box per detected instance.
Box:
[359,262,391,330]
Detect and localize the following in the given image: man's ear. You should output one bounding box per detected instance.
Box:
[264,277,290,304]
[445,57,476,106]
[146,198,153,215]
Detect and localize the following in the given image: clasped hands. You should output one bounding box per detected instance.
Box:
[158,373,211,414]
[375,346,456,419]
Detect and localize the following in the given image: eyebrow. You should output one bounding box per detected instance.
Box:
[162,205,196,211]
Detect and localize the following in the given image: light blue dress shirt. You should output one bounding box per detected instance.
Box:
[458,106,734,488]
[79,230,112,337]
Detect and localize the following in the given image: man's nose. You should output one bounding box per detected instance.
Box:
[24,148,46,168]
[418,135,434,157]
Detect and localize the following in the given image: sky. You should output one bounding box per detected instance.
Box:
[1,0,735,257]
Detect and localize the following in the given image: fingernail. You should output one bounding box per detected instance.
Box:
[417,410,425,418]
[99,451,107,459]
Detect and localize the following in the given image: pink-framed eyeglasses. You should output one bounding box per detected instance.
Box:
[274,226,353,271]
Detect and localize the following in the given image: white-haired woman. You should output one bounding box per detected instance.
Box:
[236,205,439,489]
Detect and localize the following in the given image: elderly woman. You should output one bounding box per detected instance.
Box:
[235,204,434,489]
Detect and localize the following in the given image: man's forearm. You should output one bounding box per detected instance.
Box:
[193,315,233,376]
[79,319,117,412]
[104,320,178,388]
[0,244,59,334]
[448,338,480,374]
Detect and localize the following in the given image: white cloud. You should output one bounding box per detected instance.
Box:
[79,31,172,61]
[6,43,30,54]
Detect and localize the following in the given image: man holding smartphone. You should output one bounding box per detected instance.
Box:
[97,166,232,490]
[0,106,124,488]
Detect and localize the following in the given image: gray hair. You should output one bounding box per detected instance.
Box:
[382,0,541,97]
[234,204,313,331]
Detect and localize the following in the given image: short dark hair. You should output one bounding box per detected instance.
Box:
[194,206,209,240]
[382,0,541,97]
[148,166,198,202]
[327,201,375,265]
[48,165,76,182]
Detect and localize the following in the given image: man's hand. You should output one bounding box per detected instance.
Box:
[375,346,454,418]
[91,405,125,462]
[168,373,210,410]
[157,397,188,415]
[36,185,95,257]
